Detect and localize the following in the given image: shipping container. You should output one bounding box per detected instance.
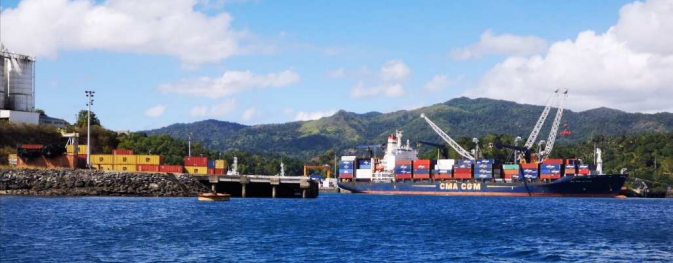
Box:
[453,167,472,179]
[474,167,493,179]
[215,159,226,169]
[184,156,208,167]
[207,160,215,168]
[565,158,578,165]
[540,164,561,174]
[339,169,355,179]
[114,164,137,172]
[137,155,163,165]
[208,168,215,174]
[578,165,590,175]
[520,163,539,179]
[94,164,114,171]
[436,159,455,169]
[185,166,208,175]
[356,169,372,180]
[457,159,475,165]
[159,165,183,173]
[137,164,160,172]
[91,154,114,165]
[114,155,137,165]
[20,144,43,149]
[357,159,372,169]
[213,168,225,175]
[502,164,520,170]
[565,164,577,175]
[341,156,356,161]
[113,149,133,155]
[66,144,87,154]
[475,159,495,165]
[540,174,561,179]
[542,158,564,165]
[413,159,431,179]
[434,169,453,180]
[395,160,413,180]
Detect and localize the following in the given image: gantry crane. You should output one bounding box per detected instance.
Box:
[420,113,475,160]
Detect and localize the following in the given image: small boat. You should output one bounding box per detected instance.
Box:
[197,192,231,201]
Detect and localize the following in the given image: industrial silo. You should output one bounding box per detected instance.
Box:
[6,54,35,112]
[0,57,6,109]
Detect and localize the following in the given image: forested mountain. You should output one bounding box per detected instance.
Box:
[147,97,673,159]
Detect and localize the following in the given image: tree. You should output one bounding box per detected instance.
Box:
[75,110,101,127]
[34,109,46,116]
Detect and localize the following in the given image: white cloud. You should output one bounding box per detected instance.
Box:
[348,60,409,98]
[350,82,404,98]
[451,30,548,60]
[294,110,337,121]
[159,70,300,98]
[0,0,247,66]
[424,75,451,92]
[466,0,673,113]
[283,108,295,115]
[144,104,166,118]
[380,59,410,82]
[190,99,238,117]
[325,68,346,78]
[241,107,259,121]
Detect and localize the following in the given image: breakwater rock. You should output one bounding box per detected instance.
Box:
[0,168,209,197]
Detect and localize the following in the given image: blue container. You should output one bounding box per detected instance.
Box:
[339,161,354,170]
[579,165,589,169]
[358,159,372,169]
[522,168,538,179]
[395,165,412,175]
[414,169,430,174]
[475,159,495,165]
[207,160,215,168]
[456,164,473,169]
[434,169,452,174]
[475,163,493,170]
[474,168,493,179]
[458,159,475,165]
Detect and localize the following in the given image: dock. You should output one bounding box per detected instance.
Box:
[193,175,320,198]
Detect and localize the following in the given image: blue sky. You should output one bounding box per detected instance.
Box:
[2,0,671,131]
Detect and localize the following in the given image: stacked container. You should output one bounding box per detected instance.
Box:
[66,145,87,155]
[215,159,226,169]
[564,159,578,175]
[159,165,184,173]
[578,164,590,175]
[434,159,455,180]
[113,149,133,155]
[338,160,355,179]
[136,155,162,172]
[356,158,373,180]
[91,154,114,171]
[184,156,208,175]
[453,159,474,179]
[520,163,539,179]
[502,164,520,180]
[540,159,562,179]
[114,154,137,172]
[395,160,413,180]
[413,159,431,180]
[474,159,494,179]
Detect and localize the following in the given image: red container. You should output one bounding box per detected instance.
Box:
[435,173,452,180]
[213,168,225,175]
[413,173,431,180]
[578,169,590,175]
[565,159,578,165]
[208,168,215,174]
[453,168,472,179]
[395,174,412,180]
[184,156,208,167]
[542,159,563,165]
[520,163,538,169]
[339,174,354,179]
[113,149,134,155]
[20,144,43,149]
[137,164,160,172]
[540,174,561,179]
[159,165,184,173]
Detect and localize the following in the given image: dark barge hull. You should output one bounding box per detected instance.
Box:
[338,174,627,197]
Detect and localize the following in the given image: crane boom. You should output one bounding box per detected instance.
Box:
[541,89,568,159]
[420,113,475,160]
[524,89,559,149]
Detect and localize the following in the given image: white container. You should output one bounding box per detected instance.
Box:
[437,159,455,169]
[355,169,372,179]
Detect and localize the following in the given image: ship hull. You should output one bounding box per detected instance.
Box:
[338,174,627,198]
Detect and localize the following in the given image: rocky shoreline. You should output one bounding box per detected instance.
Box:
[0,168,209,197]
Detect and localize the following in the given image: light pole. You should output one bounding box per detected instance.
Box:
[85,90,95,168]
[188,132,192,157]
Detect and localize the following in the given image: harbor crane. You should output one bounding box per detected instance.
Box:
[420,113,475,160]
[539,89,568,160]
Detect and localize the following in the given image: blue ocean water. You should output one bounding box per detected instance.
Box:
[1,194,672,262]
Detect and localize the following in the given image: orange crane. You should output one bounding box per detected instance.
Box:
[303,164,332,178]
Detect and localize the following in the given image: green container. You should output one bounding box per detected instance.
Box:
[502,164,520,170]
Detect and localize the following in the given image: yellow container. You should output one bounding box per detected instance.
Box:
[136,155,162,165]
[91,154,114,165]
[114,165,137,172]
[114,155,137,165]
[66,145,88,154]
[215,159,226,169]
[94,164,114,171]
[184,166,208,175]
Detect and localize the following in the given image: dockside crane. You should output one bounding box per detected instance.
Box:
[540,89,568,160]
[523,89,559,149]
[420,113,475,160]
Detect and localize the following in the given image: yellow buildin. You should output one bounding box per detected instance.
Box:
[91,154,114,165]
[114,155,137,165]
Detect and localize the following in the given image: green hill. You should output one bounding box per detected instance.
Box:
[146,97,673,159]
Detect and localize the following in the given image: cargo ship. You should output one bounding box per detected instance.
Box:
[337,131,627,197]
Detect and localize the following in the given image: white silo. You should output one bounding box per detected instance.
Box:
[5,54,35,112]
[0,57,6,109]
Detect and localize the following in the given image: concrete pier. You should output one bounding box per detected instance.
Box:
[194,175,319,198]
